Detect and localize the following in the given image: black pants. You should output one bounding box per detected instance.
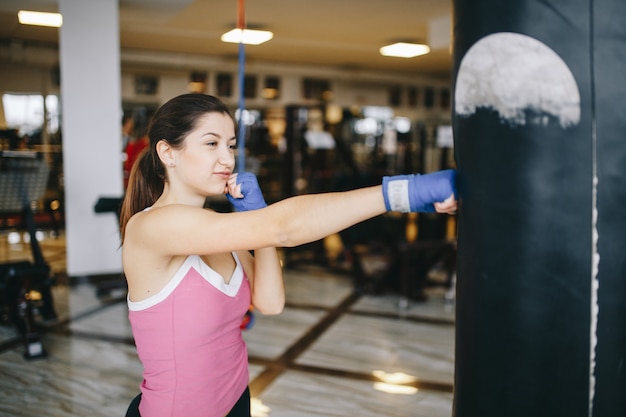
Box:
[125,386,251,417]
[125,394,141,417]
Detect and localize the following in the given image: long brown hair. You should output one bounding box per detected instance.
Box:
[119,94,234,241]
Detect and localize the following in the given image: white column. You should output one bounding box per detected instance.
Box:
[59,0,123,276]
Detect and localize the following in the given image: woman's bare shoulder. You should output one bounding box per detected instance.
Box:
[123,208,191,298]
[127,204,215,234]
[124,204,232,256]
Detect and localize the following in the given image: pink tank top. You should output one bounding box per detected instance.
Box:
[128,253,251,417]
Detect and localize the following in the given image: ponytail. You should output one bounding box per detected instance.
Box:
[119,146,164,241]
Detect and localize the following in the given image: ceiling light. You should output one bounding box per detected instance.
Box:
[380,42,430,58]
[221,28,273,45]
[18,10,63,28]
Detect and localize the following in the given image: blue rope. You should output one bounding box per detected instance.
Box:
[237,40,246,172]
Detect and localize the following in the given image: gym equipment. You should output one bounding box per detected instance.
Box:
[452,1,626,416]
[93,196,126,298]
[0,151,58,359]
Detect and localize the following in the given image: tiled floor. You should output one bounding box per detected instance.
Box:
[0,229,456,417]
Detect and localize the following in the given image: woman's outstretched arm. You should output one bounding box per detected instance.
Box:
[126,170,457,257]
[270,185,387,247]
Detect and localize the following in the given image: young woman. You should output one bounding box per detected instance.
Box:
[120,93,457,417]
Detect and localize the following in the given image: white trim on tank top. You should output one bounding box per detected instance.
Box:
[127,252,244,311]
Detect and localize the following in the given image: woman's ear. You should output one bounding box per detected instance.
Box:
[156,140,175,167]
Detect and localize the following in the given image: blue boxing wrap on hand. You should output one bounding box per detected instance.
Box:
[226,172,267,212]
[382,169,456,213]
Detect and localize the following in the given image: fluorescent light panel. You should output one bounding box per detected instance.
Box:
[18,10,63,27]
[221,28,273,45]
[380,42,430,58]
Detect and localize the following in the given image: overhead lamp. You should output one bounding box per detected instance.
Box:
[221,28,273,45]
[380,42,430,58]
[18,10,63,27]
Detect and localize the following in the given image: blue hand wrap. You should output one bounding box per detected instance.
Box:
[382,169,456,213]
[226,172,267,212]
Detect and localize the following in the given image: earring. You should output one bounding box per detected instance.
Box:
[168,162,174,167]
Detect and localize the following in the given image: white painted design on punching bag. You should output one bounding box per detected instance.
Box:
[455,32,581,128]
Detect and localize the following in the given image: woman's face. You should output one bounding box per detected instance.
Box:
[174,111,237,196]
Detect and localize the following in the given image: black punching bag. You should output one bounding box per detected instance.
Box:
[452,1,626,417]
